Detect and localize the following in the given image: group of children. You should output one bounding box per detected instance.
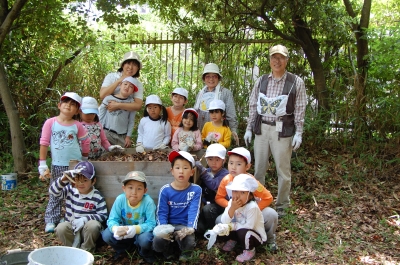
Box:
[37,86,276,262]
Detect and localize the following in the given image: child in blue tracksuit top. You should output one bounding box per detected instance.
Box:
[101,171,156,263]
[153,150,202,262]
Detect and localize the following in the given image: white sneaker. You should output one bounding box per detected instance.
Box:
[45,223,55,233]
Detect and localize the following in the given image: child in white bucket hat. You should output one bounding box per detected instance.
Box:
[99,77,139,148]
[79,97,123,159]
[136,95,171,152]
[201,99,232,148]
[206,174,266,262]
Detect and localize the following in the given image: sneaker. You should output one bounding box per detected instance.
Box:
[236,248,255,262]
[277,208,286,218]
[45,223,55,233]
[267,242,278,253]
[222,240,237,252]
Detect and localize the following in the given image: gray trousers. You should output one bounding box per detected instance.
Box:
[254,123,292,209]
[55,220,102,252]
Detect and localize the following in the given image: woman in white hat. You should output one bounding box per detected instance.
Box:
[193,63,239,145]
[100,51,144,112]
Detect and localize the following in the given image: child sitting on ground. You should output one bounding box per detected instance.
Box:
[101,171,156,263]
[79,96,123,160]
[214,174,267,262]
[195,143,229,235]
[215,147,278,252]
[201,99,232,148]
[136,95,171,152]
[152,151,202,261]
[171,108,202,151]
[50,161,107,252]
[99,76,141,147]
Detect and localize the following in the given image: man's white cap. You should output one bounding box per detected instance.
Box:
[172,87,188,99]
[228,147,251,164]
[121,51,142,69]
[269,44,289,57]
[145,95,163,106]
[168,150,195,167]
[208,99,225,111]
[203,63,222,78]
[205,143,226,159]
[81,97,99,114]
[60,92,82,106]
[226,174,259,193]
[122,77,141,92]
[183,108,199,119]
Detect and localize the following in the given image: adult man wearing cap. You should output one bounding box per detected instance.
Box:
[194,63,239,146]
[244,44,307,217]
[100,51,144,112]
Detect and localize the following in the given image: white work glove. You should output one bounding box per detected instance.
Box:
[153,224,175,241]
[195,161,207,175]
[135,143,145,153]
[72,218,86,234]
[62,170,79,183]
[153,143,168,150]
[243,130,252,147]
[174,227,195,241]
[113,226,128,240]
[204,230,218,250]
[212,223,232,236]
[205,134,216,143]
[231,131,239,146]
[38,160,48,176]
[108,145,124,152]
[123,226,137,239]
[292,132,302,151]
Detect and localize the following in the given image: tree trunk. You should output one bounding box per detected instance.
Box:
[0,63,27,173]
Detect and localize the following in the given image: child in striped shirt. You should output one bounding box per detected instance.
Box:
[49,161,108,253]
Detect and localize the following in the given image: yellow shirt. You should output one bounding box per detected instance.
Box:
[201,122,232,148]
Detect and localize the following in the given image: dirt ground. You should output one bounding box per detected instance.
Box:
[1,149,399,264]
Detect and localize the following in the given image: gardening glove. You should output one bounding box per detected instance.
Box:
[205,134,217,143]
[135,143,145,153]
[212,223,233,236]
[195,161,207,175]
[204,230,217,250]
[113,226,128,240]
[231,131,239,146]
[108,145,124,152]
[123,226,137,239]
[81,156,88,161]
[153,143,168,150]
[153,224,175,241]
[292,132,302,151]
[38,160,49,176]
[72,218,86,234]
[174,227,195,241]
[62,170,78,183]
[243,130,252,147]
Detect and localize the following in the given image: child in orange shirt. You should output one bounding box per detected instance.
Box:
[166,87,189,144]
[215,147,278,252]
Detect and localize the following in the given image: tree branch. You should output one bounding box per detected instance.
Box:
[0,0,28,47]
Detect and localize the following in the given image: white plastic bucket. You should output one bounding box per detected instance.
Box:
[27,246,94,265]
[1,173,17,190]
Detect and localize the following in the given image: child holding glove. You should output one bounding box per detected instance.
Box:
[101,171,156,263]
[49,161,107,252]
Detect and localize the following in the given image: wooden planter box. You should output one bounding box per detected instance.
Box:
[69,149,204,212]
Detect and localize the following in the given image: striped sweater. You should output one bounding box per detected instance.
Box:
[49,177,108,223]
